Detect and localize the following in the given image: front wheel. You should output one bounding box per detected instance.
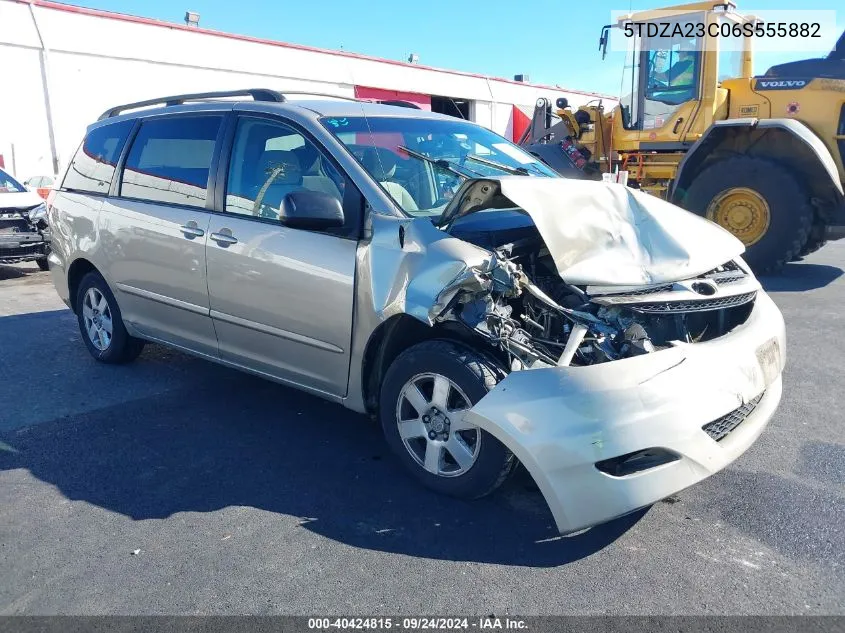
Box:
[36,258,49,272]
[379,340,515,499]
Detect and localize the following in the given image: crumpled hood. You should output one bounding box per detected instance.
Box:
[444,177,745,286]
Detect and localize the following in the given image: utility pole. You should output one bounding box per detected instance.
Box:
[28,2,60,176]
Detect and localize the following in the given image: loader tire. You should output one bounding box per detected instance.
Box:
[682,157,812,274]
[798,221,827,258]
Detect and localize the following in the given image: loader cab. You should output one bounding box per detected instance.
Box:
[607,2,753,151]
[619,20,702,135]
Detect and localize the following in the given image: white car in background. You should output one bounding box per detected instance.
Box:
[0,167,50,270]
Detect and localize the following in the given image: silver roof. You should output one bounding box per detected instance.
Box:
[89,96,461,131]
[285,99,451,119]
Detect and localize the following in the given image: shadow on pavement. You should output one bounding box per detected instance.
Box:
[0,263,42,282]
[759,262,843,293]
[0,313,644,568]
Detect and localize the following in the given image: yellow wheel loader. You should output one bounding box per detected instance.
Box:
[520,1,845,273]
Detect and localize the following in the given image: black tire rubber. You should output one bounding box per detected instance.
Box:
[379,340,515,499]
[36,258,49,272]
[682,157,813,274]
[75,271,145,364]
[798,221,827,258]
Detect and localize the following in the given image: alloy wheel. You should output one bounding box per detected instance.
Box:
[82,287,113,351]
[395,372,481,477]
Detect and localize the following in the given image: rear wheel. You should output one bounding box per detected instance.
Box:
[75,271,145,364]
[379,340,515,499]
[682,157,812,273]
[36,257,49,272]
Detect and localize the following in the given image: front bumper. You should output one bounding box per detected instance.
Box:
[464,291,786,534]
[0,232,48,264]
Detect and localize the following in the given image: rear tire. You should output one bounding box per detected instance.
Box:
[75,271,145,364]
[379,340,515,499]
[36,258,49,272]
[682,157,812,274]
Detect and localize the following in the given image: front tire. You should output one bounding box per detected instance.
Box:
[75,271,145,364]
[379,340,515,499]
[682,157,812,273]
[36,258,49,272]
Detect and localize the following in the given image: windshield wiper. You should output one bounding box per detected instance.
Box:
[397,146,481,179]
[466,154,530,176]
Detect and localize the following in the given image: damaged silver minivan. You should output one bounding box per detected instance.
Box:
[48,90,785,534]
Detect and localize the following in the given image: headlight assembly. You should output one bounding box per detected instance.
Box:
[28,203,48,221]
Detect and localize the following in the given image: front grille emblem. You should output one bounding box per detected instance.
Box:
[691,281,718,296]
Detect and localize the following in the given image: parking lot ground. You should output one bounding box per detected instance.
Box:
[0,245,844,615]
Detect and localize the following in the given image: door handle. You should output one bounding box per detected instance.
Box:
[672,117,684,135]
[210,231,238,246]
[179,223,205,238]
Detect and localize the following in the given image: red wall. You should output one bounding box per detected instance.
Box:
[511,105,531,143]
[354,86,432,111]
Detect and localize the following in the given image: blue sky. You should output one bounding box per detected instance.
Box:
[62,0,842,96]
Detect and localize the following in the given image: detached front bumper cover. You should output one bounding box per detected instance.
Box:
[463,292,786,534]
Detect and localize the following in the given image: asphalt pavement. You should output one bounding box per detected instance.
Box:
[0,243,843,615]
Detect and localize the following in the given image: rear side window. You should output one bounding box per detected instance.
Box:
[120,116,222,208]
[62,120,133,194]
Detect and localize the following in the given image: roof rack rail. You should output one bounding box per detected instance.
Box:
[280,91,359,101]
[97,88,285,120]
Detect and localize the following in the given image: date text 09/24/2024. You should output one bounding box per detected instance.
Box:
[308,618,527,630]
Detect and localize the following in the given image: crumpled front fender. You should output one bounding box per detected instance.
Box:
[365,213,492,324]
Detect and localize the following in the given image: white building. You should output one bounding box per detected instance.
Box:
[0,0,615,179]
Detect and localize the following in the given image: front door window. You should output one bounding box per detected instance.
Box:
[642,21,701,132]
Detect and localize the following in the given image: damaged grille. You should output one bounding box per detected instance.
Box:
[603,283,674,297]
[713,274,747,285]
[700,260,749,286]
[702,392,765,442]
[0,219,31,233]
[630,291,756,314]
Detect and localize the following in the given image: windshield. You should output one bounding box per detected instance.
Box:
[0,168,26,193]
[321,116,557,218]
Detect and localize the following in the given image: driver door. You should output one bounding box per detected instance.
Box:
[205,114,360,398]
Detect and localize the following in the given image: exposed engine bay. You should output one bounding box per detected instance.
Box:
[428,178,759,371]
[437,226,756,370]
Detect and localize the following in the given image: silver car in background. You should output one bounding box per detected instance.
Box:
[47,90,785,534]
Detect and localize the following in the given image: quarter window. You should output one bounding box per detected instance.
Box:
[225,118,344,220]
[120,116,222,208]
[63,119,133,194]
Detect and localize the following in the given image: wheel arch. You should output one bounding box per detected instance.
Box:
[66,257,100,314]
[671,119,844,210]
[360,314,505,415]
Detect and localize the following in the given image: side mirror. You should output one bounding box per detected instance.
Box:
[280,190,344,230]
